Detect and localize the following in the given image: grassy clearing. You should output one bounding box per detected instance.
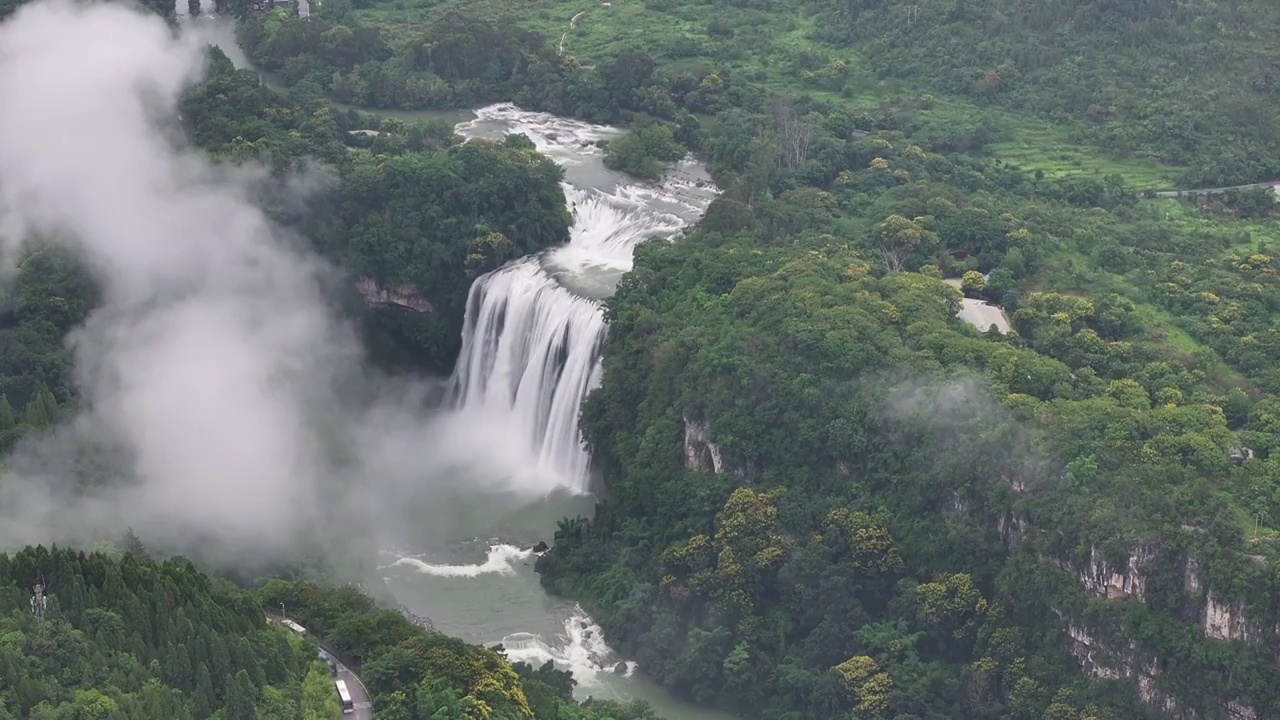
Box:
[1149,199,1280,254]
[1032,241,1250,392]
[989,121,1180,191]
[352,0,1190,189]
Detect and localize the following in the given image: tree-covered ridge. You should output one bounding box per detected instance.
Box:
[234,7,749,131]
[231,0,1223,183]
[237,9,583,117]
[258,579,665,720]
[542,189,1280,720]
[0,544,338,720]
[180,47,572,370]
[806,0,1280,187]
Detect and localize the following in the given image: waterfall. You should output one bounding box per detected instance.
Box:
[447,104,717,493]
[173,0,217,15]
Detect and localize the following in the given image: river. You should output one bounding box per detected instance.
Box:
[185,17,732,720]
[378,105,720,718]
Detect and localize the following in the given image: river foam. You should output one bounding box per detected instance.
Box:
[385,543,534,578]
[495,611,636,693]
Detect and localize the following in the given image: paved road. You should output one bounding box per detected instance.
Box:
[267,615,373,719]
[332,657,374,720]
[1147,179,1280,198]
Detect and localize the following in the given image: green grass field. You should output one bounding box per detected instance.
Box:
[1151,198,1280,253]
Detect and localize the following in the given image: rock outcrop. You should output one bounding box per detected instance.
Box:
[355,275,433,313]
[682,415,725,473]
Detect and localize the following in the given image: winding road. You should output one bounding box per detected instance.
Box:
[331,654,374,720]
[1146,179,1280,198]
[267,614,374,719]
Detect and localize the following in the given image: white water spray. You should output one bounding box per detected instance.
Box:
[386,544,533,578]
[495,612,635,692]
[447,104,717,493]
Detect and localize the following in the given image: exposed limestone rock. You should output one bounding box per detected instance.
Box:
[682,415,725,473]
[1183,554,1203,599]
[1136,662,1257,720]
[1137,669,1186,718]
[355,275,433,313]
[1202,592,1259,642]
[1186,551,1265,643]
[1079,544,1155,600]
[1066,624,1129,680]
[942,490,967,513]
[1225,700,1258,720]
[996,512,1026,545]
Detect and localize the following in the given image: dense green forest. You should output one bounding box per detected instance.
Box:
[0,542,337,720]
[0,0,1277,719]
[500,1,1280,716]
[0,247,97,453]
[0,544,659,720]
[805,0,1280,187]
[180,48,571,370]
[233,0,1279,189]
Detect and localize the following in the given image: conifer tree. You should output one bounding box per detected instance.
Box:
[0,395,15,431]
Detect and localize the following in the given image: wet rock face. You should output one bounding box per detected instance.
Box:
[682,415,725,473]
[355,275,433,313]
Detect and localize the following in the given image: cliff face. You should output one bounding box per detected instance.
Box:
[354,275,433,313]
[682,415,725,474]
[686,411,1272,718]
[1042,537,1266,718]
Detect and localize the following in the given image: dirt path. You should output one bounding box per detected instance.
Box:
[559,10,587,56]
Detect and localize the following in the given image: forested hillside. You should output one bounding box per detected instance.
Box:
[808,0,1280,187]
[0,545,660,720]
[0,247,96,454]
[0,544,339,720]
[180,48,572,370]
[236,0,1279,189]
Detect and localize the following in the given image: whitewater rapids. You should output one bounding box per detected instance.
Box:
[381,543,635,694]
[446,103,717,493]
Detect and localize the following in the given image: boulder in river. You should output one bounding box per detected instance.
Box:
[531,540,549,553]
[614,662,628,674]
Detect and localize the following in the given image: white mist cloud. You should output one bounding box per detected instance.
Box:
[0,0,348,553]
[0,0,541,560]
